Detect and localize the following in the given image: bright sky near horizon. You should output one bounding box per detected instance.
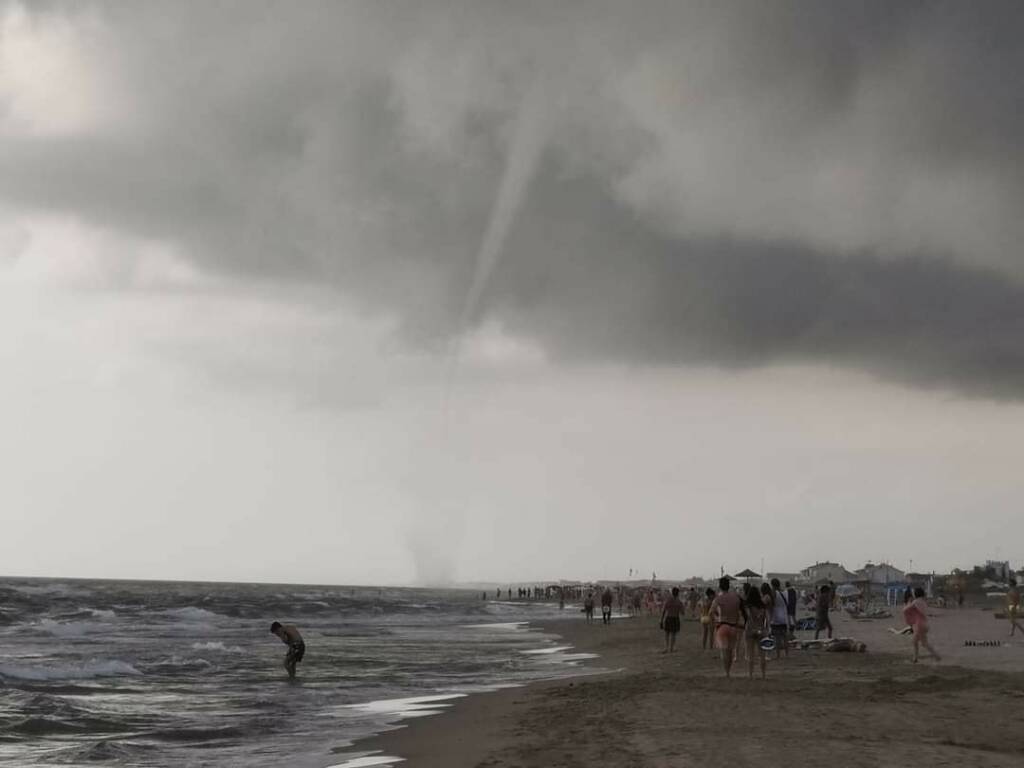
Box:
[2,1,1023,585]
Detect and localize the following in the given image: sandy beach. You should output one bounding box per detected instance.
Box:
[343,606,1024,767]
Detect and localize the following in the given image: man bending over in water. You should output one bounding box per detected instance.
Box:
[270,622,305,678]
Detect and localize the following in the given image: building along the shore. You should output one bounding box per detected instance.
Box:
[855,562,907,584]
[799,561,857,584]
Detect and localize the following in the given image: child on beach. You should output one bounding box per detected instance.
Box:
[814,585,833,640]
[902,587,940,663]
[743,588,769,679]
[698,588,715,650]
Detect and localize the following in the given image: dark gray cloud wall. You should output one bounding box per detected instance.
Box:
[2,0,1023,395]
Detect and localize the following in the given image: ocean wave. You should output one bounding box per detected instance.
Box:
[147,655,214,671]
[0,659,142,682]
[145,724,248,742]
[163,606,226,622]
[50,739,150,764]
[191,641,243,652]
[38,619,109,638]
[12,583,89,598]
[8,712,128,736]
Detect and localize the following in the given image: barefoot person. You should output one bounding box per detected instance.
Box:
[903,587,940,663]
[698,588,715,650]
[1006,580,1023,636]
[660,587,685,653]
[710,577,745,678]
[601,587,614,625]
[583,591,595,623]
[743,587,769,680]
[769,578,790,659]
[814,585,833,640]
[270,622,305,679]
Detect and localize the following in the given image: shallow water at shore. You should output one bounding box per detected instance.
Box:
[0,578,591,767]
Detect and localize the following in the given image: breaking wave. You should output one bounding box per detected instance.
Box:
[0,660,142,682]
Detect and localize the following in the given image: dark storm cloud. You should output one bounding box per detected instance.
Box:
[2,0,1023,396]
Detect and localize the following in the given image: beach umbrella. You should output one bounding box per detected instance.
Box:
[835,583,861,598]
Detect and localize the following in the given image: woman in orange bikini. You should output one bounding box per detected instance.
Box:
[710,576,746,678]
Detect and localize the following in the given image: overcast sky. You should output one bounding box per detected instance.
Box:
[2,1,1023,585]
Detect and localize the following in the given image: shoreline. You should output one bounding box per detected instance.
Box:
[329,616,624,768]
[331,608,1024,767]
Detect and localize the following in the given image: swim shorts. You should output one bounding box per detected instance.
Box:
[770,623,788,641]
[286,641,305,664]
[663,616,681,634]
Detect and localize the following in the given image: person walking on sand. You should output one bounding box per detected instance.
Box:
[785,581,798,635]
[601,587,614,625]
[743,587,769,680]
[903,587,940,663]
[1006,580,1023,636]
[687,587,699,619]
[769,578,790,659]
[584,591,595,623]
[660,587,685,653]
[270,622,305,679]
[710,577,746,678]
[698,587,715,650]
[814,585,833,640]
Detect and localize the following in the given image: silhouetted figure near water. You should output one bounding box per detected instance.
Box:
[814,585,833,640]
[270,622,305,679]
[601,587,613,624]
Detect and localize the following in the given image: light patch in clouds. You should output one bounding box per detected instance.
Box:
[0,208,200,289]
[0,2,124,137]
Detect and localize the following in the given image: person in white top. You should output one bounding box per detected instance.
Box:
[769,578,790,659]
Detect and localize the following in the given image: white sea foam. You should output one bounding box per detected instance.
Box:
[462,621,529,630]
[164,607,224,622]
[348,694,466,719]
[88,608,117,619]
[520,645,572,655]
[191,641,243,652]
[38,619,106,638]
[327,756,405,768]
[0,659,142,681]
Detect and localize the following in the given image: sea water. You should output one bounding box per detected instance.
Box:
[0,578,591,766]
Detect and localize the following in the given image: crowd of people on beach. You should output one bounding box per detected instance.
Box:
[265,576,1024,680]
[558,575,951,680]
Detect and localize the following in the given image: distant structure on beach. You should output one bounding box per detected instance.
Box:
[986,560,1013,581]
[855,562,907,584]
[799,561,857,584]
